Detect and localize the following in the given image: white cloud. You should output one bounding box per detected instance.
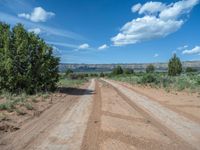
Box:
[111,0,199,46]
[47,41,78,49]
[0,12,84,40]
[182,46,200,54]
[98,44,109,50]
[18,7,55,22]
[159,0,199,20]
[138,2,166,15]
[154,53,159,57]
[78,43,90,49]
[28,28,41,34]
[111,16,183,46]
[131,3,142,12]
[177,45,188,50]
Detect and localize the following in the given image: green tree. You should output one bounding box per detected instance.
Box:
[146,64,155,73]
[112,66,123,75]
[0,22,11,90]
[0,22,59,94]
[168,54,182,76]
[11,23,29,92]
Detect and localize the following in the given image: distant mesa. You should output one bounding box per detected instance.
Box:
[59,61,200,72]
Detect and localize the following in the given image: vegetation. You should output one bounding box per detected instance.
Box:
[124,68,134,74]
[146,64,155,73]
[168,54,182,76]
[107,55,200,93]
[112,65,123,75]
[0,22,59,94]
[185,67,197,73]
[65,69,73,76]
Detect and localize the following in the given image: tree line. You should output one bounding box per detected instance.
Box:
[0,22,59,94]
[112,54,193,76]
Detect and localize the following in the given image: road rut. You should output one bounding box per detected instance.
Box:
[102,79,200,150]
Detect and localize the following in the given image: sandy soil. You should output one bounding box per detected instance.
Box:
[1,78,200,150]
[101,79,200,150]
[0,80,95,150]
[118,82,200,123]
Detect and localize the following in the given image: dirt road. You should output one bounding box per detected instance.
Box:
[1,79,200,150]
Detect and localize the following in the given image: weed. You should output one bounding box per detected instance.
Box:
[24,103,33,110]
[15,109,26,115]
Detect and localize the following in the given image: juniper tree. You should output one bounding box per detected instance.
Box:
[0,22,59,94]
[168,54,182,76]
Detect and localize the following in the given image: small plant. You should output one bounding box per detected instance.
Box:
[0,113,7,121]
[25,103,33,110]
[16,109,26,115]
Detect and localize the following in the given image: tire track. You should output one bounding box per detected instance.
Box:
[101,79,197,150]
[81,80,102,150]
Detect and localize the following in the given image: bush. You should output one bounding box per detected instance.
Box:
[124,68,134,74]
[100,72,105,77]
[139,74,157,84]
[65,69,73,76]
[185,67,197,73]
[168,54,182,76]
[112,66,123,75]
[146,64,155,73]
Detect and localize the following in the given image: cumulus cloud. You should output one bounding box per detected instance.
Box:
[112,0,199,46]
[28,28,41,34]
[18,7,55,22]
[159,0,199,20]
[111,16,183,46]
[138,2,166,14]
[131,3,142,12]
[182,46,200,54]
[98,44,109,50]
[154,53,159,57]
[78,43,90,49]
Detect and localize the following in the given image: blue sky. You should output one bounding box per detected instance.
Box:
[0,0,200,64]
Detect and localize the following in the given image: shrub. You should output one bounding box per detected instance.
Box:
[140,74,157,84]
[146,64,155,73]
[124,68,134,74]
[65,69,73,76]
[100,72,105,77]
[168,54,182,76]
[185,67,197,73]
[112,66,123,75]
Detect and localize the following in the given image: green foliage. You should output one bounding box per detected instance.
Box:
[124,68,134,74]
[109,72,200,93]
[146,64,155,73]
[100,72,105,77]
[185,67,197,73]
[168,54,182,76]
[0,22,59,94]
[140,73,157,84]
[65,69,73,76]
[59,78,87,88]
[112,66,123,75]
